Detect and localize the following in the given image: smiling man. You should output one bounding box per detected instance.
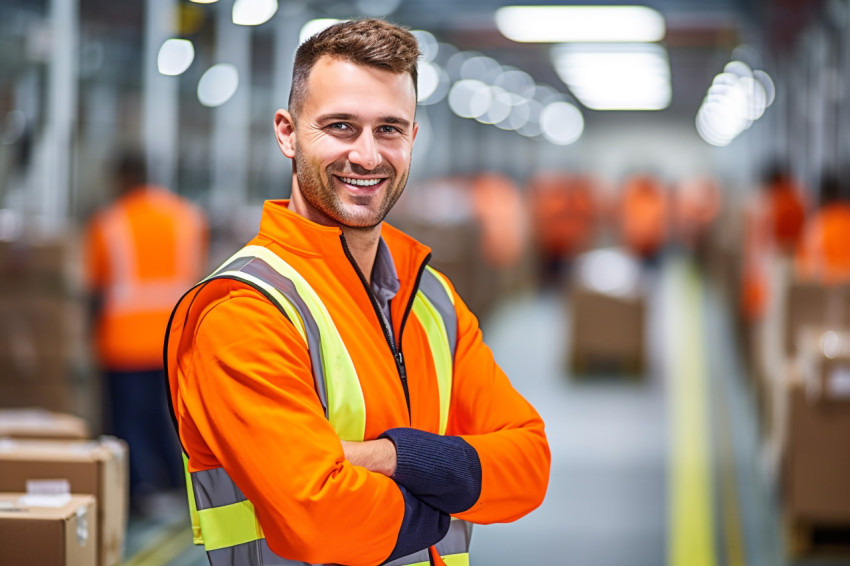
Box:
[165,19,550,566]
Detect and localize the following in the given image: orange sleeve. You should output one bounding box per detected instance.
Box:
[179,281,407,565]
[445,283,551,524]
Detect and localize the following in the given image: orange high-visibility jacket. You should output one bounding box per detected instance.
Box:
[166,200,550,565]
[85,185,207,370]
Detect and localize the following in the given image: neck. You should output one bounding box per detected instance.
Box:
[288,184,381,284]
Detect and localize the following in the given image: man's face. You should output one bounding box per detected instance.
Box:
[276,56,418,230]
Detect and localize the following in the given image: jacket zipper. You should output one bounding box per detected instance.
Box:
[339,234,430,419]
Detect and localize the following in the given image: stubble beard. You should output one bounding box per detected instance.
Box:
[293,147,409,231]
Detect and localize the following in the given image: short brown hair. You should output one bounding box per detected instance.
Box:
[288,18,420,117]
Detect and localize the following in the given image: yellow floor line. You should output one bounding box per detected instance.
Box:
[122,522,194,566]
[668,261,716,566]
[718,389,746,566]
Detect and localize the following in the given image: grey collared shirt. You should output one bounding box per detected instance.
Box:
[370,237,401,345]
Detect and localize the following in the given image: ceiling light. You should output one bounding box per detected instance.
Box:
[232,0,277,26]
[412,30,439,62]
[299,19,341,44]
[197,64,239,107]
[496,5,665,43]
[448,79,492,119]
[540,101,583,145]
[417,61,441,102]
[157,39,195,76]
[552,43,671,110]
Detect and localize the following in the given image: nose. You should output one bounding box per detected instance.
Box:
[348,130,382,171]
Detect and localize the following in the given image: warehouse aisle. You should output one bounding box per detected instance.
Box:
[468,263,668,565]
[123,254,838,566]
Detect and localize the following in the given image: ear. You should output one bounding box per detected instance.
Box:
[274,109,296,158]
[411,121,419,144]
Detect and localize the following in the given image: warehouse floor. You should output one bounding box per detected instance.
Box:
[121,253,850,566]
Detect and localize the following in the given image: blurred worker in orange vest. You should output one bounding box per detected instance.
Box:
[796,171,850,283]
[672,175,721,252]
[527,172,598,285]
[618,173,669,262]
[740,163,807,321]
[469,172,528,270]
[84,151,208,513]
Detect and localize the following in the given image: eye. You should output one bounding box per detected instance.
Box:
[328,122,350,131]
[377,125,402,135]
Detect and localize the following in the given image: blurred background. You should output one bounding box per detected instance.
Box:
[1,0,850,565]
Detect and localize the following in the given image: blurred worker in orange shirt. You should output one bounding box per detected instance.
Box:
[796,171,850,283]
[527,172,598,284]
[84,151,208,513]
[618,173,669,262]
[740,163,807,321]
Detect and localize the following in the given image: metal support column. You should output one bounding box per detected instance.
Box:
[143,0,179,190]
[210,0,251,216]
[34,0,78,232]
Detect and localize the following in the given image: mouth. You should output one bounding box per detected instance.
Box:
[336,176,387,190]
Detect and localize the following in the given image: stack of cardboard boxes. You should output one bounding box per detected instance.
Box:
[755,271,850,555]
[0,409,128,566]
[0,233,90,416]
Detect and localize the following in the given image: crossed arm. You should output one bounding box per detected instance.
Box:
[341,439,396,477]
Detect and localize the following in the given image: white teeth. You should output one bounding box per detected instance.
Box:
[340,177,381,187]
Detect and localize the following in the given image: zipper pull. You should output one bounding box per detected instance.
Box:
[395,350,407,378]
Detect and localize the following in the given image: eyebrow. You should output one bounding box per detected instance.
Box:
[316,113,412,129]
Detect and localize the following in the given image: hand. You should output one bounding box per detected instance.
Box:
[340,439,397,477]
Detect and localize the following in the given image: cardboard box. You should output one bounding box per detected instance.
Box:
[0,382,76,414]
[782,330,850,523]
[783,281,850,358]
[0,409,89,440]
[569,284,646,375]
[0,233,82,296]
[0,296,86,371]
[566,249,646,375]
[0,438,128,566]
[0,493,97,566]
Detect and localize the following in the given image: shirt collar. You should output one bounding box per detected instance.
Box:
[371,236,401,305]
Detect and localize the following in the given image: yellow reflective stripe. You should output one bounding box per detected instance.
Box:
[425,266,455,305]
[238,245,365,442]
[406,553,469,566]
[214,269,307,342]
[196,499,265,551]
[183,454,203,545]
[412,291,452,436]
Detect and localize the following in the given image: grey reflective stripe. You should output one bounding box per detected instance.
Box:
[435,519,473,556]
[239,258,329,414]
[384,519,473,566]
[192,467,247,510]
[213,255,254,277]
[207,255,330,415]
[383,549,430,566]
[419,268,457,355]
[207,539,309,566]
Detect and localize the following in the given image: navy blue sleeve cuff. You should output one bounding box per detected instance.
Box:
[380,427,482,515]
[383,485,450,564]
